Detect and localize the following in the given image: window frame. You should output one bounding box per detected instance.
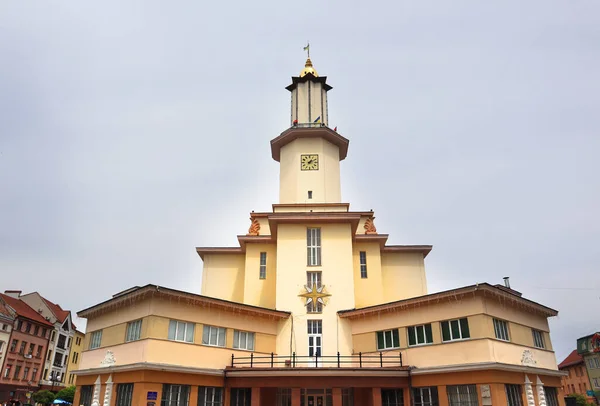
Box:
[168,320,195,343]
[376,329,400,351]
[493,319,510,342]
[201,325,226,347]
[532,329,545,349]
[125,319,143,342]
[408,324,434,347]
[505,384,523,406]
[381,388,404,406]
[233,330,255,351]
[544,388,558,406]
[441,318,471,342]
[307,228,322,266]
[447,385,479,406]
[306,271,323,313]
[359,251,367,278]
[89,330,103,349]
[116,383,135,406]
[198,386,223,406]
[259,252,267,279]
[413,387,438,406]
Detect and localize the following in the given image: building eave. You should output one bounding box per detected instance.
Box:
[270,127,349,162]
[224,367,408,378]
[77,285,290,320]
[196,247,244,260]
[410,362,567,377]
[285,75,332,92]
[74,362,224,377]
[382,245,433,258]
[338,283,558,319]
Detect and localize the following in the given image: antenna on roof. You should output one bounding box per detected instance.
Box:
[503,277,511,289]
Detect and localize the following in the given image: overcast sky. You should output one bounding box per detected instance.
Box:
[1,1,599,363]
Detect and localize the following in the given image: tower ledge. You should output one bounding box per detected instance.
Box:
[270,126,349,162]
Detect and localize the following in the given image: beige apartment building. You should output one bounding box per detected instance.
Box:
[73,57,565,406]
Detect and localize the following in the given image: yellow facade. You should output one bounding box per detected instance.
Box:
[73,57,565,406]
[65,330,85,386]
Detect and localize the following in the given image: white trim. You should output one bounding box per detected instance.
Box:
[74,361,224,376]
[411,362,567,377]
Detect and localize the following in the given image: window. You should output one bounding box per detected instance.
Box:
[307,320,322,335]
[89,330,102,349]
[377,329,400,350]
[259,252,267,279]
[1,324,6,331]
[53,352,62,367]
[73,352,79,364]
[42,328,47,338]
[382,389,404,406]
[201,325,225,347]
[126,319,143,342]
[447,385,478,406]
[22,367,29,381]
[57,334,66,349]
[505,385,522,406]
[25,323,31,333]
[32,368,38,382]
[230,388,251,406]
[116,383,134,406]
[33,325,39,336]
[9,339,17,352]
[342,388,354,406]
[68,337,72,348]
[13,365,21,380]
[532,329,545,349]
[413,387,439,406]
[308,191,313,199]
[3,365,11,378]
[306,271,323,313]
[544,388,558,406]
[588,357,600,369]
[76,336,81,346]
[47,349,51,359]
[233,330,255,351]
[441,318,470,342]
[307,228,321,266]
[28,343,35,355]
[359,251,367,278]
[593,378,600,389]
[168,320,195,343]
[51,330,56,342]
[36,345,42,358]
[493,319,510,341]
[16,320,22,331]
[0,341,3,352]
[198,387,223,406]
[307,320,322,358]
[408,324,433,346]
[19,341,26,354]
[80,385,94,406]
[43,368,48,380]
[161,384,190,406]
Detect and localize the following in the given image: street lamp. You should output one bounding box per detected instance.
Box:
[49,371,61,392]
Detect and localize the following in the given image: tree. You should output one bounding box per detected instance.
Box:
[568,393,595,406]
[55,386,76,403]
[32,389,55,405]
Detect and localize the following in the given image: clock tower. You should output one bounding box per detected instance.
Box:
[271,58,349,204]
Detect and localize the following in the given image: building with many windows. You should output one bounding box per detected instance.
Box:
[73,57,565,406]
[577,333,600,402]
[0,301,15,388]
[558,350,594,401]
[66,330,85,386]
[0,293,53,404]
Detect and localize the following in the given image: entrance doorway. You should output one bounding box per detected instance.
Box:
[307,394,324,406]
[302,389,332,406]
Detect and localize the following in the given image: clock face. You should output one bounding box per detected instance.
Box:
[301,154,319,171]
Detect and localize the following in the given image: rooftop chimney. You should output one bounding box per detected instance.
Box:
[4,290,22,298]
[503,277,510,289]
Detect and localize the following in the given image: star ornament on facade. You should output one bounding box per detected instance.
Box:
[299,284,331,307]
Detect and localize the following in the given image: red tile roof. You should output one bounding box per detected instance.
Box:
[0,301,13,320]
[559,349,584,369]
[0,294,53,326]
[42,297,69,323]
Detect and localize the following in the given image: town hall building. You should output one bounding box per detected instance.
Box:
[72,57,565,406]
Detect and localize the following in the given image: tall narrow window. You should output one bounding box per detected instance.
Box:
[116,383,134,406]
[382,389,404,406]
[532,329,545,349]
[359,251,367,278]
[307,320,322,358]
[126,319,143,342]
[307,191,313,199]
[306,272,323,313]
[3,365,11,379]
[259,252,267,279]
[493,319,510,341]
[80,386,94,406]
[505,385,523,406]
[307,228,321,266]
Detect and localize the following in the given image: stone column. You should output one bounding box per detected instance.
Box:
[91,376,101,406]
[103,375,114,406]
[536,376,547,406]
[525,376,536,406]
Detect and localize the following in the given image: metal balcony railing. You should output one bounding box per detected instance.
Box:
[231,352,403,369]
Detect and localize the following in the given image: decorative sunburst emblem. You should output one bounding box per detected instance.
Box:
[299,285,331,307]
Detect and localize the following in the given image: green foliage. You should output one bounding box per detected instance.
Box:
[568,393,595,406]
[32,389,56,405]
[56,385,76,403]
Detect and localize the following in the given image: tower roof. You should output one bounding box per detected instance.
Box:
[300,58,318,77]
[270,126,349,162]
[286,58,332,92]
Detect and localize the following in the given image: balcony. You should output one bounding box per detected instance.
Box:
[230,352,403,369]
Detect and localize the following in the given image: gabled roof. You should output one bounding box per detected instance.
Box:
[338,283,558,319]
[559,350,584,369]
[78,284,291,320]
[42,297,70,323]
[0,294,53,326]
[0,300,14,321]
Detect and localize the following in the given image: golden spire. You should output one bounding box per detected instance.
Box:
[300,58,318,77]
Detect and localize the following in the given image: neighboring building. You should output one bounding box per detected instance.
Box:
[17,291,76,390]
[577,333,600,402]
[558,350,594,400]
[73,57,565,406]
[0,301,15,381]
[0,293,53,404]
[65,330,85,386]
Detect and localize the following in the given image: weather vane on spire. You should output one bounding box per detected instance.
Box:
[303,42,310,58]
